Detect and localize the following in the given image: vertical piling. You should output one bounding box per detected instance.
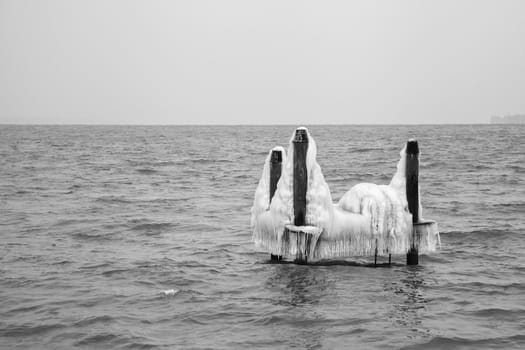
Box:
[406,139,420,265]
[269,149,282,202]
[293,129,309,264]
[293,129,308,227]
[269,149,283,261]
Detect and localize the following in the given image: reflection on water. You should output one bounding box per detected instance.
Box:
[385,267,431,337]
[269,265,331,306]
[265,265,334,349]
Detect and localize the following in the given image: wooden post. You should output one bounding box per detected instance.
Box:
[293,129,308,227]
[406,139,420,265]
[269,149,282,202]
[293,129,309,264]
[269,149,283,261]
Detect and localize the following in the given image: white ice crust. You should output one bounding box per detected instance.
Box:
[251,128,440,260]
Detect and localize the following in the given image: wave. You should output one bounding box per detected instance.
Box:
[401,334,525,350]
[4,304,43,316]
[176,260,213,269]
[508,164,525,172]
[127,160,182,167]
[52,218,99,227]
[439,229,521,240]
[467,307,525,320]
[70,231,117,241]
[492,202,525,207]
[51,260,73,265]
[352,147,382,152]
[72,315,114,327]
[136,168,158,174]
[79,262,111,270]
[74,333,120,347]
[95,196,132,204]
[129,222,175,232]
[0,322,66,337]
[178,316,208,325]
[101,268,130,277]
[491,202,525,214]
[438,281,525,295]
[188,158,233,164]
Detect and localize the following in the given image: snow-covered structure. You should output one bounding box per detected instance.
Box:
[250,127,440,264]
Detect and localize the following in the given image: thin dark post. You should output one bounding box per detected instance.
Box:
[293,129,308,226]
[406,139,420,265]
[270,149,283,261]
[293,129,308,264]
[269,150,282,202]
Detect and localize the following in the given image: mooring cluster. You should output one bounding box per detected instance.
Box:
[250,127,440,265]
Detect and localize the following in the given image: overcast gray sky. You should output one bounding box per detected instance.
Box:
[1,0,524,124]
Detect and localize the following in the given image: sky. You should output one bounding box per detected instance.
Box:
[1,0,524,125]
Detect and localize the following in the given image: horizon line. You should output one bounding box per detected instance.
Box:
[0,122,494,126]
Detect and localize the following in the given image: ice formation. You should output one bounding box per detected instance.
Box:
[162,289,179,296]
[251,128,440,260]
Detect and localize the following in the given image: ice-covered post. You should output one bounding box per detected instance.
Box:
[270,149,283,261]
[406,139,419,265]
[293,129,309,264]
[293,129,308,226]
[269,149,282,202]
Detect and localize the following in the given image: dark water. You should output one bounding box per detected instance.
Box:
[1,125,524,349]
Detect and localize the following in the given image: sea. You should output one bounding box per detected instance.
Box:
[1,125,524,349]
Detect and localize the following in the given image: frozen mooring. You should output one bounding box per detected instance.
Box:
[251,127,440,265]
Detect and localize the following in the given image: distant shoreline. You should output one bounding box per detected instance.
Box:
[491,115,525,124]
